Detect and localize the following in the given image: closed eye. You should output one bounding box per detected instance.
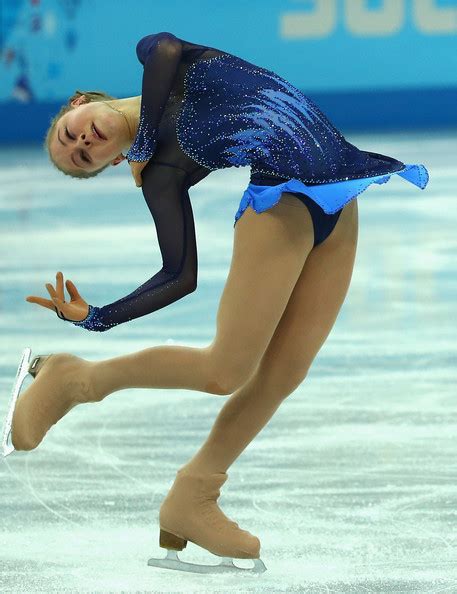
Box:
[66,126,91,165]
[65,127,75,140]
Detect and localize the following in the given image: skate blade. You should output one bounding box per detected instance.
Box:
[147,549,267,574]
[2,347,32,458]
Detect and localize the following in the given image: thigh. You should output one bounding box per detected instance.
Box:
[255,197,359,393]
[207,196,315,394]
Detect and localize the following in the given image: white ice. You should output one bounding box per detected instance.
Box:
[1,130,457,593]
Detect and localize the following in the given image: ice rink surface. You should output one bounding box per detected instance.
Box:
[1,130,456,593]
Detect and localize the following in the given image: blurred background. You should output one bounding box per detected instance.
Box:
[1,1,457,592]
[1,0,456,142]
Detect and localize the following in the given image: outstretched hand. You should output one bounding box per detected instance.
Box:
[129,159,150,187]
[25,271,89,322]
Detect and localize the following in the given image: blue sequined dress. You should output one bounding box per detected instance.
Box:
[69,32,429,332]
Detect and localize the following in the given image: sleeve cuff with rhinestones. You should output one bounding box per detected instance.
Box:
[71,305,109,332]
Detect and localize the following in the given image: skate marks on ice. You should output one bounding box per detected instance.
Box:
[24,362,266,577]
[1,348,159,532]
[2,353,266,579]
[94,412,268,573]
[2,136,457,590]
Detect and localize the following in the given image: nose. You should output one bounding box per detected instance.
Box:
[78,132,91,146]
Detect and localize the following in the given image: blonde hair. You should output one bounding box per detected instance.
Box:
[44,90,116,179]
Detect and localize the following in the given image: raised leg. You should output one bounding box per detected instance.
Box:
[88,195,316,401]
[88,344,216,399]
[12,196,315,450]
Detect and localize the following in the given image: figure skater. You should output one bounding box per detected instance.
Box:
[2,32,429,574]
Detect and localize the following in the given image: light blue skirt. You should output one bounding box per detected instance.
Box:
[234,163,429,225]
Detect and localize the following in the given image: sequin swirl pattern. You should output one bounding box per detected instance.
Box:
[176,54,405,184]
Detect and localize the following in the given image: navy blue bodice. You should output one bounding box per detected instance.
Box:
[66,32,428,332]
[175,53,404,183]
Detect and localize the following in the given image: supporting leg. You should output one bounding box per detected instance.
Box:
[181,197,359,475]
[180,369,291,475]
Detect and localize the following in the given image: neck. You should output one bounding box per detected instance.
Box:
[105,96,141,150]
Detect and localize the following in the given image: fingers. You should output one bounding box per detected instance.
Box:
[24,273,66,312]
[25,295,55,311]
[25,272,84,316]
[43,272,63,302]
[45,283,66,317]
[132,167,142,187]
[65,279,82,301]
[56,271,64,300]
[130,164,139,187]
[46,273,67,300]
[129,161,148,187]
[50,295,64,316]
[45,282,59,301]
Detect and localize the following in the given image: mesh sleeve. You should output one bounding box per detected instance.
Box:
[72,163,198,332]
[126,32,182,163]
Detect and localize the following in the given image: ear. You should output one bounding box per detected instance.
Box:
[70,94,88,108]
[111,154,126,166]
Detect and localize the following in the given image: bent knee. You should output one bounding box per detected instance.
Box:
[206,350,257,395]
[209,375,250,396]
[205,372,251,396]
[204,378,232,396]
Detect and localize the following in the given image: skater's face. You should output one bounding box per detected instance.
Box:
[48,98,128,175]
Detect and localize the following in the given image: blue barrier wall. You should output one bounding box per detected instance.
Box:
[1,0,456,143]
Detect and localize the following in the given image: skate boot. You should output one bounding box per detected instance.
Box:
[147,467,267,574]
[2,347,94,457]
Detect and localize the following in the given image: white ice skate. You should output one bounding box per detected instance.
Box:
[2,347,36,457]
[147,532,267,574]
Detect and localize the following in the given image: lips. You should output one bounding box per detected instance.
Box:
[92,122,106,140]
